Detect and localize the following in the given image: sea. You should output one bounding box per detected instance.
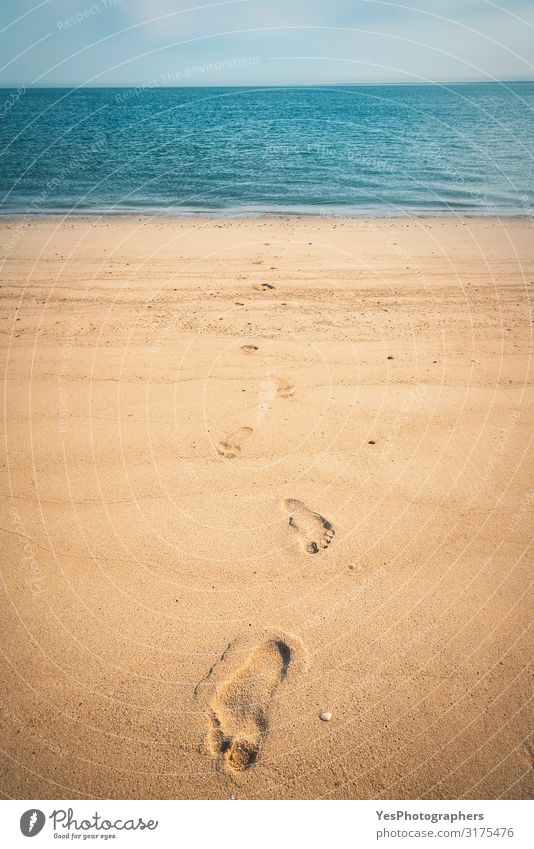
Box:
[0,82,533,216]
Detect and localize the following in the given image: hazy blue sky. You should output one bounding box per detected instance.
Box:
[1,0,533,87]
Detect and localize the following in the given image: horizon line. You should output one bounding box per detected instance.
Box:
[1,79,533,90]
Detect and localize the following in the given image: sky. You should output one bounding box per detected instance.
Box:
[0,0,533,87]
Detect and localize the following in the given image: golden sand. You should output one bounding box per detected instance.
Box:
[1,215,532,799]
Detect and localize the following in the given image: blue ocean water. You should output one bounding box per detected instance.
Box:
[0,83,533,216]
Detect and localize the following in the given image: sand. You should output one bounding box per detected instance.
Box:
[0,215,532,800]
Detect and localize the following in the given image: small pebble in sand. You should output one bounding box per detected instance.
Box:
[320,712,332,722]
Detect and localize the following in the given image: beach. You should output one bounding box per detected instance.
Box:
[0,214,532,800]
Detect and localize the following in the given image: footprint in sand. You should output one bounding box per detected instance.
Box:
[216,426,253,459]
[241,344,258,353]
[282,498,335,554]
[207,637,297,772]
[276,377,295,399]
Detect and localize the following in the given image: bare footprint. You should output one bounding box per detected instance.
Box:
[216,426,253,459]
[276,377,295,399]
[206,636,299,772]
[282,498,335,554]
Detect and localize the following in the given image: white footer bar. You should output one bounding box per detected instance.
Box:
[2,799,532,849]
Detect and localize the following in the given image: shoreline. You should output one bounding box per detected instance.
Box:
[1,212,533,222]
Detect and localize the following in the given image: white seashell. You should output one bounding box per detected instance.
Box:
[320,711,332,722]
